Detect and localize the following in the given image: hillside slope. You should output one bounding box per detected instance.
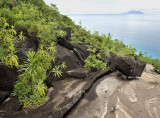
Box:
[0,0,160,118]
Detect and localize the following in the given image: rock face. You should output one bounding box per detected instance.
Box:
[0,91,10,105]
[2,72,103,118]
[74,43,90,59]
[0,96,21,117]
[57,37,74,50]
[46,43,89,84]
[109,52,146,77]
[66,68,90,79]
[66,70,160,118]
[0,65,18,92]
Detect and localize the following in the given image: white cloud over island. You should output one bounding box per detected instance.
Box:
[44,0,160,14]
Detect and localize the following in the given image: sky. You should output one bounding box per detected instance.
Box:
[44,0,160,15]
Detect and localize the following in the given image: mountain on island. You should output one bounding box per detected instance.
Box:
[70,10,144,16]
[122,10,144,14]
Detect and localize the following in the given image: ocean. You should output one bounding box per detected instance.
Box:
[69,14,160,59]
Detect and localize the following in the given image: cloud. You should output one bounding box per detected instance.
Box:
[44,0,160,14]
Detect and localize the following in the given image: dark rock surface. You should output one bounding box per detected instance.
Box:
[66,70,160,118]
[46,41,91,85]
[109,52,146,77]
[72,48,85,64]
[0,96,21,117]
[57,37,74,50]
[66,68,90,79]
[15,26,39,63]
[46,44,83,84]
[0,65,18,92]
[3,72,102,118]
[74,43,90,59]
[14,26,30,38]
[0,91,10,105]
[16,38,38,60]
[57,37,87,66]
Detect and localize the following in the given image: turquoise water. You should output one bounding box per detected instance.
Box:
[69,14,160,59]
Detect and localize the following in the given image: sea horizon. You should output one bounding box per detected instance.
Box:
[69,14,160,59]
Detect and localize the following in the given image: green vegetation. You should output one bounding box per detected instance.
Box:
[0,1,67,108]
[84,46,107,72]
[0,0,160,108]
[0,18,25,68]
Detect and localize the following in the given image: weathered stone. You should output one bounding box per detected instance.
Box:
[0,65,18,92]
[4,72,102,118]
[57,37,74,50]
[0,96,21,117]
[109,52,146,77]
[66,68,90,79]
[46,44,83,84]
[66,72,160,118]
[74,43,90,59]
[57,38,88,66]
[73,48,85,64]
[133,60,146,76]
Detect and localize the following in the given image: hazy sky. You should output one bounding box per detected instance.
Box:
[44,0,160,14]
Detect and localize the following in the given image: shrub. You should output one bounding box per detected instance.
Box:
[84,46,107,72]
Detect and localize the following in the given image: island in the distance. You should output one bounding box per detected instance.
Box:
[121,10,144,14]
[70,10,144,16]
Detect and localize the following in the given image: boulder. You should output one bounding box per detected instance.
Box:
[66,68,90,79]
[109,52,146,77]
[46,44,83,84]
[0,65,18,92]
[57,37,89,66]
[57,37,74,50]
